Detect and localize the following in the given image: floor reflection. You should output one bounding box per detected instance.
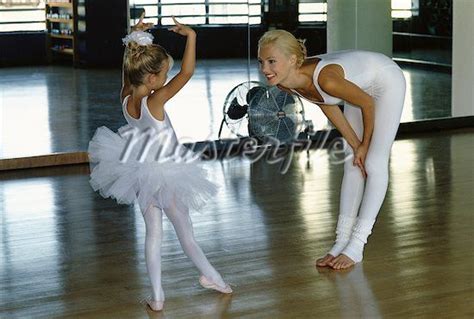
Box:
[401,66,452,122]
[0,62,451,159]
[0,129,472,317]
[0,178,64,316]
[1,79,52,158]
[317,265,381,318]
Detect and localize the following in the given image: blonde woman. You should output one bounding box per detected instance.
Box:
[258,30,405,270]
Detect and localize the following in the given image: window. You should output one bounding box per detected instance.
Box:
[159,0,206,25]
[392,0,419,19]
[0,0,45,32]
[129,0,262,26]
[208,0,261,25]
[298,0,420,24]
[298,0,327,23]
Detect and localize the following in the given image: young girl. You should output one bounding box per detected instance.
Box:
[88,16,232,312]
[257,30,405,270]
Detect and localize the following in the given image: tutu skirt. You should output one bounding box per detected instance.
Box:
[88,125,218,213]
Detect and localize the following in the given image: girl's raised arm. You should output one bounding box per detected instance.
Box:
[152,17,196,104]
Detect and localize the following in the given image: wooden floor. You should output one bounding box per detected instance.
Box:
[1,129,473,318]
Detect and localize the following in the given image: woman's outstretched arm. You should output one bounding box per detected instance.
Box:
[318,104,362,150]
[318,65,375,177]
[319,65,375,148]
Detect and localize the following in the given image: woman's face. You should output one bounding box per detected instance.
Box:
[258,44,294,86]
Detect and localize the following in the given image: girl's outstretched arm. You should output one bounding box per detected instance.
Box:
[152,17,196,104]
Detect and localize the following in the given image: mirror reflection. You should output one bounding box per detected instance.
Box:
[0,0,453,161]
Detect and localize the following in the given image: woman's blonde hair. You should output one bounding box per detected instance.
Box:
[124,41,173,86]
[258,29,307,67]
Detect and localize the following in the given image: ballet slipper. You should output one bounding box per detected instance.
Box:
[199,276,233,294]
[146,299,164,311]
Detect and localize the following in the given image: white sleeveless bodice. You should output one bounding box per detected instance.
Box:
[121,95,179,159]
[297,50,399,105]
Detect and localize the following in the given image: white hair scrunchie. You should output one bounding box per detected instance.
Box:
[122,31,154,46]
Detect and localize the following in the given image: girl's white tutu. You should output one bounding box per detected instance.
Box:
[88,125,218,213]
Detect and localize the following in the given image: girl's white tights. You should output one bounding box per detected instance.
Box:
[143,203,226,301]
[328,66,406,263]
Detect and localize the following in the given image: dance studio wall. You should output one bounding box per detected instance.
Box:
[452,0,474,117]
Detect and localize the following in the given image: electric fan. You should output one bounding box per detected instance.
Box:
[217,81,261,139]
[218,81,311,144]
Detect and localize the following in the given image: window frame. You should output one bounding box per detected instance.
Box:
[297,0,327,25]
[130,1,264,27]
[0,1,45,33]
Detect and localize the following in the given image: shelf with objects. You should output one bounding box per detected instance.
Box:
[45,0,78,65]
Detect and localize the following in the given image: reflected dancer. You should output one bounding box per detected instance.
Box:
[317,265,381,318]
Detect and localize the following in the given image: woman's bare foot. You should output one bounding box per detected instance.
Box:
[316,254,335,267]
[328,254,355,270]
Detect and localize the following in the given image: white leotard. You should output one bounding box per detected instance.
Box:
[122,95,179,159]
[307,50,406,263]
